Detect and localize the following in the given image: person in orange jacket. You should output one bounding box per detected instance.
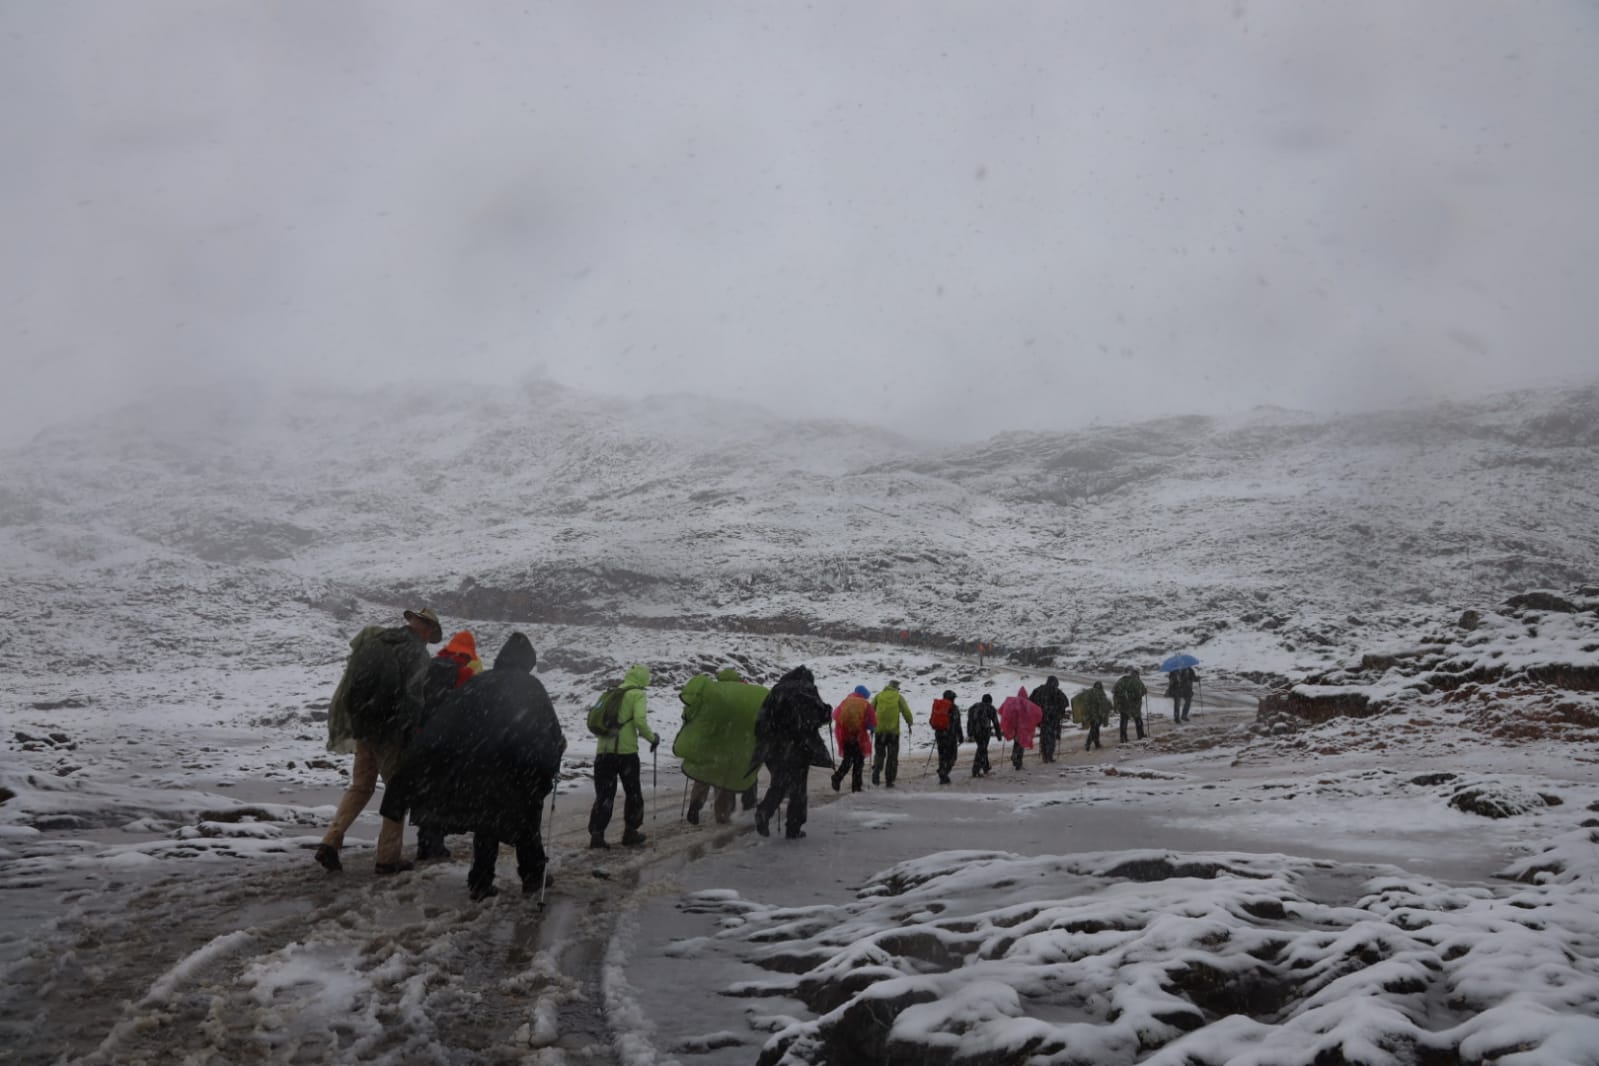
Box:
[830,686,877,793]
[414,630,485,862]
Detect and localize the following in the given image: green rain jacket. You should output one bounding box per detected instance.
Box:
[1073,685,1113,728]
[595,664,659,756]
[673,672,770,791]
[1113,674,1148,718]
[872,686,914,735]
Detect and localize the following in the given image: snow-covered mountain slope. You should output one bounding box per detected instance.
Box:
[1,380,1595,683]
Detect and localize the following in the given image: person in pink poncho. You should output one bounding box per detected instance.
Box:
[998,686,1043,770]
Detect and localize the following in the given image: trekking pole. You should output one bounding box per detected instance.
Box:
[679,776,689,822]
[538,778,557,908]
[652,746,659,821]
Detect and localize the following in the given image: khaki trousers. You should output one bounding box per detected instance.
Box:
[321,738,406,863]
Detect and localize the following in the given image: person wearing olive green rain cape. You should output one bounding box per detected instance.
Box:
[675,668,770,824]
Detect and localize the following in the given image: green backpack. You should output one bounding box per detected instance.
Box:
[587,687,628,738]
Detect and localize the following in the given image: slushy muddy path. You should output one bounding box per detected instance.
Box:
[0,782,746,1066]
[1,680,1264,1066]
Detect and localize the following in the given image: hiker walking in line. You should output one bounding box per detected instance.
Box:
[870,680,914,788]
[1167,666,1197,722]
[1078,681,1112,751]
[587,664,658,849]
[966,694,1002,777]
[1114,668,1149,743]
[677,668,767,825]
[931,690,965,784]
[414,630,485,863]
[379,633,565,901]
[752,666,832,839]
[998,686,1042,770]
[1029,676,1070,763]
[831,685,876,793]
[315,607,441,875]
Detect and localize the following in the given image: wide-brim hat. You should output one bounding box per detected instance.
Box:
[404,608,443,642]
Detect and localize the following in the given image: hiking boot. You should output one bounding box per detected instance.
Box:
[784,829,807,840]
[374,860,415,875]
[313,844,342,872]
[620,830,647,847]
[830,775,841,792]
[754,809,771,837]
[588,836,610,850]
[685,808,701,825]
[469,883,499,902]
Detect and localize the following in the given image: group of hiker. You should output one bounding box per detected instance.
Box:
[312,609,1201,899]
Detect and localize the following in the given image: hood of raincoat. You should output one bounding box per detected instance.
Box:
[494,632,538,672]
[624,663,652,689]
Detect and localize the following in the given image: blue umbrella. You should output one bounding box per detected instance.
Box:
[1160,654,1199,673]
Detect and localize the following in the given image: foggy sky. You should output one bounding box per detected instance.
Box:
[3,2,1597,447]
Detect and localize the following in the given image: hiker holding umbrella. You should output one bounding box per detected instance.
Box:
[1161,654,1199,723]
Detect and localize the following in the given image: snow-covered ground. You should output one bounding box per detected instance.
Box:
[4,633,1597,1065]
[2,384,1596,1064]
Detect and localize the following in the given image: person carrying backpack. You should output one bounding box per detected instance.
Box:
[830,685,876,793]
[966,694,1002,777]
[870,680,914,787]
[1113,668,1149,742]
[1029,677,1070,763]
[315,607,441,875]
[677,668,767,824]
[998,686,1043,770]
[1078,681,1112,751]
[414,630,485,862]
[379,633,566,901]
[586,664,658,849]
[931,690,965,784]
[752,665,832,839]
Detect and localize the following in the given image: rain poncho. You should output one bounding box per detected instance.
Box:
[833,693,876,757]
[674,673,770,792]
[379,633,566,845]
[998,687,1043,750]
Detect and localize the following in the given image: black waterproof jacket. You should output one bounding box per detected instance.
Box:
[1031,682,1071,730]
[750,666,833,770]
[380,634,566,844]
[967,700,1001,742]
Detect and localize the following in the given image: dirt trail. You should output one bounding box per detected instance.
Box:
[2,674,1261,1065]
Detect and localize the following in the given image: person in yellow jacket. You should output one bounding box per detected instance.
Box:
[587,664,660,849]
[870,680,915,788]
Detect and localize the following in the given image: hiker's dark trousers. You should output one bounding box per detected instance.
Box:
[1040,721,1058,762]
[972,737,992,776]
[1011,740,1024,770]
[588,753,643,838]
[469,831,546,896]
[1119,711,1146,741]
[936,735,959,782]
[1086,723,1102,750]
[1172,696,1191,722]
[759,757,810,833]
[872,732,901,785]
[832,740,865,791]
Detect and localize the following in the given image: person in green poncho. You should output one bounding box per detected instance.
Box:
[675,668,768,825]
